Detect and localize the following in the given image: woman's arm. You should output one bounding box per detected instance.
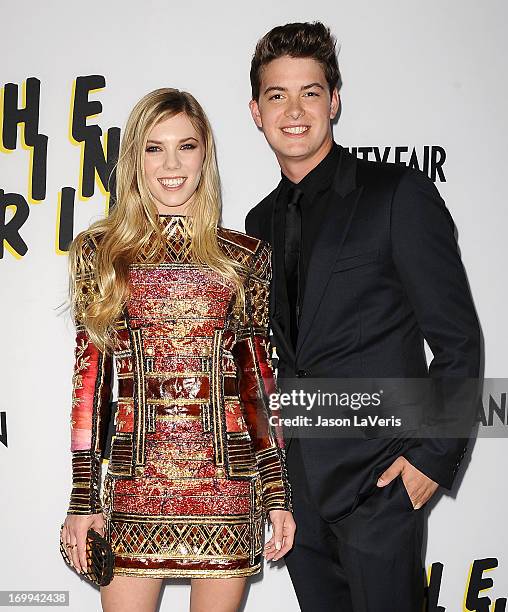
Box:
[232,241,292,516]
[67,237,113,515]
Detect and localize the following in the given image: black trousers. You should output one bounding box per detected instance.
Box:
[284,437,426,612]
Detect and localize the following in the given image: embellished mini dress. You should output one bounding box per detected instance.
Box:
[66,213,292,578]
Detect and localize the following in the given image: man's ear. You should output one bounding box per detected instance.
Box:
[249,99,263,129]
[330,88,340,120]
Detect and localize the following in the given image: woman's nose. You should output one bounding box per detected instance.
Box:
[163,151,181,170]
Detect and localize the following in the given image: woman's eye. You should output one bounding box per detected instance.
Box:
[145,146,160,152]
[180,143,196,150]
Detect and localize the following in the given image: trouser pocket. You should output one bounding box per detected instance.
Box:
[397,475,416,511]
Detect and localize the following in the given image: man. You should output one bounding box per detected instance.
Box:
[245,21,481,612]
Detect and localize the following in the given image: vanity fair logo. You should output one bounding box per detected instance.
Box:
[347,145,447,182]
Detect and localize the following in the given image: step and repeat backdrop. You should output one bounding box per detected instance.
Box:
[1,1,507,610]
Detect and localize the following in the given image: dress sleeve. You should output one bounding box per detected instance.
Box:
[67,238,113,515]
[232,241,293,515]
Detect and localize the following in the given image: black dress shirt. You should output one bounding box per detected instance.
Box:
[278,141,342,331]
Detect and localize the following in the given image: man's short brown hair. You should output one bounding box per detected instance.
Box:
[250,21,341,101]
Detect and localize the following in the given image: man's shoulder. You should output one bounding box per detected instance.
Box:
[348,151,447,224]
[354,154,408,188]
[246,184,279,222]
[351,150,435,194]
[244,183,280,240]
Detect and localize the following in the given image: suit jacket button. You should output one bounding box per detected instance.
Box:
[297,369,308,377]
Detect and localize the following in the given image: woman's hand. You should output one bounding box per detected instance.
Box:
[61,513,105,574]
[264,510,296,562]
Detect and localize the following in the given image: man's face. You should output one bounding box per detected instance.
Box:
[250,56,339,165]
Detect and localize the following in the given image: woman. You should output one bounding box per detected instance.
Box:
[61,88,295,612]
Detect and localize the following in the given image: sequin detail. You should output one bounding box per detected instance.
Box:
[68,215,292,578]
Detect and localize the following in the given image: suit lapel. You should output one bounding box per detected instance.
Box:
[295,149,364,358]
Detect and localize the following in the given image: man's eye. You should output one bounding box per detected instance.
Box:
[269,94,284,100]
[303,91,319,97]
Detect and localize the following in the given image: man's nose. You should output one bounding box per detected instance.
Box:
[285,98,305,120]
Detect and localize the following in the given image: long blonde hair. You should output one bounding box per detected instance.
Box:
[68,88,247,351]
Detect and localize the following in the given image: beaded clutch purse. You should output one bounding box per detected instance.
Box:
[59,524,114,586]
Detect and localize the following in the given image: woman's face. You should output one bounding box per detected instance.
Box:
[143,112,205,214]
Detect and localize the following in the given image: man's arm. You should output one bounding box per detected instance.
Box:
[390,168,481,489]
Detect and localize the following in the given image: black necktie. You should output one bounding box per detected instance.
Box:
[284,186,303,349]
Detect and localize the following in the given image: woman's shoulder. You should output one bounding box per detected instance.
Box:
[217,225,271,259]
[217,226,271,281]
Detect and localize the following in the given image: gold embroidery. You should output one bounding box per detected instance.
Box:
[67,218,292,577]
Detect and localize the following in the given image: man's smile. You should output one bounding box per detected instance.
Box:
[281,125,310,136]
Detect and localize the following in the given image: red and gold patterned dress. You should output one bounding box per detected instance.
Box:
[67,213,292,578]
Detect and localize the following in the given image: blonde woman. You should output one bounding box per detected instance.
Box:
[61,88,295,612]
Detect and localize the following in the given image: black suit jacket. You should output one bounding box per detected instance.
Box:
[245,145,481,518]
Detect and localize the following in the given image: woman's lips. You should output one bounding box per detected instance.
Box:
[157,177,187,191]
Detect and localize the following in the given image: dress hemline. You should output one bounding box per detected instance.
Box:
[112,563,262,579]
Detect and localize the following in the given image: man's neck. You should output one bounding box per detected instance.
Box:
[278,137,334,184]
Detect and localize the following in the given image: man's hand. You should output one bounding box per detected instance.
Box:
[377,456,439,509]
